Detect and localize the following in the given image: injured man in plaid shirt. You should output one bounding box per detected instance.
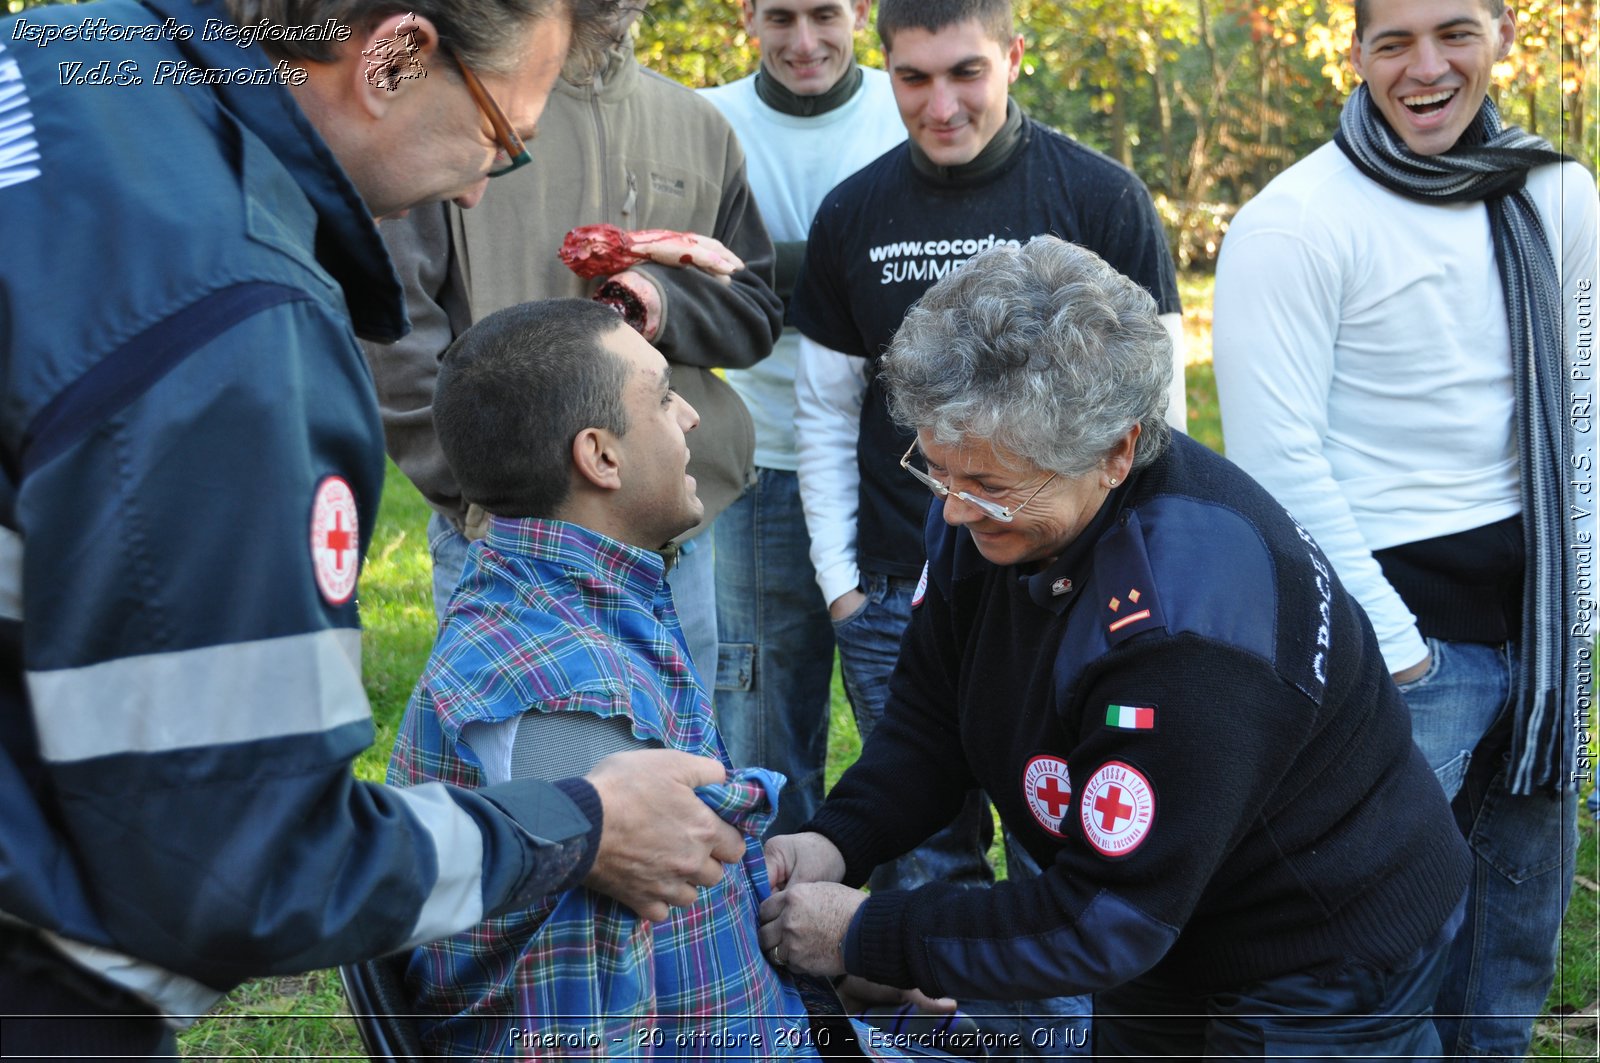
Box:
[387,299,977,1060]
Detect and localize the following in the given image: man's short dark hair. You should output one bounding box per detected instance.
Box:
[436,299,631,519]
[1352,0,1505,39]
[876,0,1013,51]
[224,0,623,76]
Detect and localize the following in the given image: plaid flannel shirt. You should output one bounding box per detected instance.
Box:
[389,518,824,1059]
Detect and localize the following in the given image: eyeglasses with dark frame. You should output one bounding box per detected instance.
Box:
[444,48,533,177]
[899,442,1058,523]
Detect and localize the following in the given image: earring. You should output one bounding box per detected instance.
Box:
[1108,477,1119,488]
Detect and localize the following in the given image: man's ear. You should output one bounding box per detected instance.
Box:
[572,426,623,492]
[852,0,872,31]
[740,0,758,38]
[351,11,441,119]
[1495,9,1516,62]
[1005,33,1025,84]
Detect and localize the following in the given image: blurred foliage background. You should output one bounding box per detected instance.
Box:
[632,0,1595,268]
[12,0,1591,270]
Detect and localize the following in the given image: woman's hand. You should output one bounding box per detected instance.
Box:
[757,881,864,978]
[763,831,846,891]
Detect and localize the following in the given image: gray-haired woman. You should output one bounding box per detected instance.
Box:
[758,235,1470,1059]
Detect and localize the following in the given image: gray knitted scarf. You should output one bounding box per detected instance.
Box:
[1336,86,1575,794]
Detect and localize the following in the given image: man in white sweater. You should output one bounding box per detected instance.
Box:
[701,1,904,836]
[1213,0,1597,1056]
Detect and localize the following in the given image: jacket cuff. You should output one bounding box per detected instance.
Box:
[848,891,918,990]
[551,777,604,887]
[477,776,602,909]
[843,901,867,974]
[626,265,670,341]
[773,240,806,304]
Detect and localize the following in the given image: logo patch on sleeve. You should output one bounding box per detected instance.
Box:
[1022,755,1073,837]
[911,561,929,608]
[1104,703,1157,731]
[310,476,359,606]
[1079,761,1155,857]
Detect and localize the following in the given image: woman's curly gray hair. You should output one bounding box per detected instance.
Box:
[882,234,1172,477]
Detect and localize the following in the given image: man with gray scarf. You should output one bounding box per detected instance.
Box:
[1213,0,1596,1055]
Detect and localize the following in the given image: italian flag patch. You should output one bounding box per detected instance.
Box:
[1105,704,1155,731]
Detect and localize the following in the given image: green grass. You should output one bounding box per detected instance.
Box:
[177,973,358,1061]
[179,276,1596,1057]
[351,466,438,784]
[1532,818,1600,1058]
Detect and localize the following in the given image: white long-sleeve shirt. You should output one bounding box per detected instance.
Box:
[1213,141,1597,671]
[794,335,869,605]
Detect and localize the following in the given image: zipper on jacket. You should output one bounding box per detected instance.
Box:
[588,75,610,221]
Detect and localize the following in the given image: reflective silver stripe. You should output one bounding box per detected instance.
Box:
[393,783,486,947]
[38,931,224,1028]
[28,629,366,762]
[0,40,42,190]
[0,525,20,621]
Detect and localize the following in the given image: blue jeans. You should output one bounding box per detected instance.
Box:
[712,469,835,836]
[833,571,994,892]
[1399,637,1578,1059]
[427,510,469,621]
[427,511,720,687]
[1093,895,1464,1060]
[666,530,719,690]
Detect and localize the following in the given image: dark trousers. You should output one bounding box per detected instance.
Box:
[1093,896,1464,1061]
[1,944,177,1060]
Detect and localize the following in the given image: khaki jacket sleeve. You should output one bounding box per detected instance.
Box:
[361,203,473,526]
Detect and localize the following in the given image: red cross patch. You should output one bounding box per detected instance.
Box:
[1079,761,1155,858]
[1022,755,1073,837]
[310,476,359,606]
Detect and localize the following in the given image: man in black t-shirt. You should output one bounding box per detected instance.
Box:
[790,0,1183,900]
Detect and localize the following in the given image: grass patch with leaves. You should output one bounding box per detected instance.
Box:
[1532,816,1600,1058]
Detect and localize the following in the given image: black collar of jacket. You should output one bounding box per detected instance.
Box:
[908,98,1028,187]
[754,64,864,117]
[1025,474,1136,614]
